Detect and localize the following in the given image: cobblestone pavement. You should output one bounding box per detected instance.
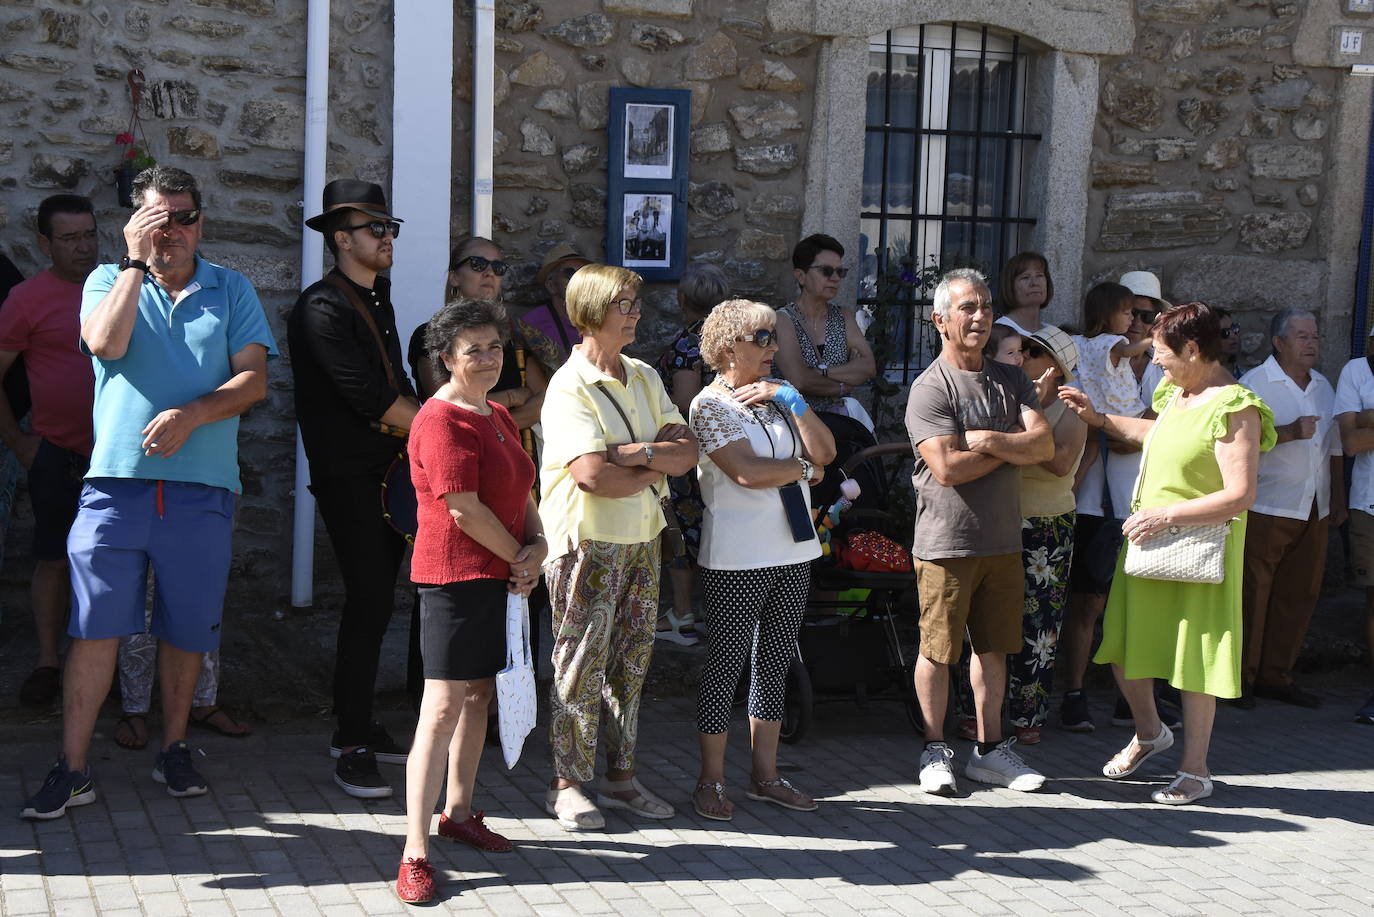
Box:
[4,684,1374,916]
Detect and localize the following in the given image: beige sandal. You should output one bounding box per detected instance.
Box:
[692,782,733,821]
[544,784,605,831]
[596,776,675,820]
[746,775,818,812]
[1103,722,1174,779]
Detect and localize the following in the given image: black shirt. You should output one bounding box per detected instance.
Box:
[0,252,31,418]
[288,269,415,479]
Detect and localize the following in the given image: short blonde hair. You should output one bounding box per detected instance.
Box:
[566,264,642,334]
[700,299,777,371]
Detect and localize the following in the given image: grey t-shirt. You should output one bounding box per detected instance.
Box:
[905,357,1039,559]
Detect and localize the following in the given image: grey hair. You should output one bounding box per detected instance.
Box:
[1269,306,1316,341]
[932,268,990,318]
[678,262,730,317]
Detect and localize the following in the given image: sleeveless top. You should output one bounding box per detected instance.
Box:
[779,302,849,413]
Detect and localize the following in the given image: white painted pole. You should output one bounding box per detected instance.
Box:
[291,0,329,608]
[391,1,454,367]
[473,0,495,236]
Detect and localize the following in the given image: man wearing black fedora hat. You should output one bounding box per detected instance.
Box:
[289,179,420,799]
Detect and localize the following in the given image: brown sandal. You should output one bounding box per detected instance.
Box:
[745,775,817,812]
[189,705,252,738]
[115,713,149,750]
[692,782,733,821]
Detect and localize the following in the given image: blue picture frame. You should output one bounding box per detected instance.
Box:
[606,87,691,282]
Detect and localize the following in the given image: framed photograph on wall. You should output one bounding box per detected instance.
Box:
[608,87,690,282]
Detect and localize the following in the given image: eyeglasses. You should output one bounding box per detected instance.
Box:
[808,265,849,279]
[610,298,643,315]
[166,209,201,226]
[343,220,401,239]
[458,255,508,276]
[733,329,777,348]
[1132,308,1157,325]
[1220,325,1240,338]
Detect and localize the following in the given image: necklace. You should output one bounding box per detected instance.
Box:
[449,392,506,442]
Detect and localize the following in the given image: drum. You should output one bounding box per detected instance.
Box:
[381,450,418,545]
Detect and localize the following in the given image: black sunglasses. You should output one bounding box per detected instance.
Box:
[1221,325,1240,338]
[459,255,509,276]
[166,209,201,226]
[809,265,849,279]
[344,220,401,239]
[1132,308,1156,325]
[733,329,777,348]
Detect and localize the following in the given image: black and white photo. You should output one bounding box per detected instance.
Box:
[621,192,671,268]
[623,103,674,179]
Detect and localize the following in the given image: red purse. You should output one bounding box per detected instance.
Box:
[838,531,913,573]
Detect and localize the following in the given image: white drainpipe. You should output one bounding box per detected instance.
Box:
[473,0,495,235]
[291,0,330,607]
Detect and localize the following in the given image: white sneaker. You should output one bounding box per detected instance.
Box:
[964,738,1045,792]
[918,743,958,796]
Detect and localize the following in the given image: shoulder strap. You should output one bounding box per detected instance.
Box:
[323,272,399,392]
[591,379,641,442]
[1130,388,1178,510]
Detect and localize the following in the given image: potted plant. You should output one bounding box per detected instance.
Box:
[113,70,154,207]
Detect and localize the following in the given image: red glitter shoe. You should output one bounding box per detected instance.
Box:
[395,857,435,904]
[437,811,513,852]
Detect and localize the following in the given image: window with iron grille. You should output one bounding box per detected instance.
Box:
[859,23,1042,382]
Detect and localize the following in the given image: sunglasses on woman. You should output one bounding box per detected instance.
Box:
[459,255,509,276]
[809,265,849,279]
[1132,308,1156,324]
[1221,325,1240,338]
[610,298,644,315]
[733,329,777,348]
[344,220,401,239]
[166,209,201,226]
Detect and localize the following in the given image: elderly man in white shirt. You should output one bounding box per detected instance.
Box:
[1237,308,1344,709]
[1335,326,1374,725]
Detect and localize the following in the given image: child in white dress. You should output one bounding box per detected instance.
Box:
[1071,282,1152,478]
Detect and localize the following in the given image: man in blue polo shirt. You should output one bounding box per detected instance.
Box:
[21,166,277,820]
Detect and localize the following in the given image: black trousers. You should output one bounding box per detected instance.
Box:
[312,473,408,745]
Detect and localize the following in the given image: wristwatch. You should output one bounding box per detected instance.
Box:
[797,457,813,482]
[118,256,149,273]
[817,363,829,377]
[642,443,655,466]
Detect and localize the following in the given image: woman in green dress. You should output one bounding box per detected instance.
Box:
[1059,302,1275,805]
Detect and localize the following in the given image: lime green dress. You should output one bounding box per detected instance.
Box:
[1094,382,1275,698]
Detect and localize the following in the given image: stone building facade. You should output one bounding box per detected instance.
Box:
[0,0,1370,614]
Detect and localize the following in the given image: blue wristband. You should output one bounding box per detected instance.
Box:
[774,384,808,417]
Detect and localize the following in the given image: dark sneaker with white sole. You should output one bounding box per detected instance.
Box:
[330,722,408,765]
[20,758,96,820]
[1060,689,1095,733]
[335,747,393,798]
[152,741,208,797]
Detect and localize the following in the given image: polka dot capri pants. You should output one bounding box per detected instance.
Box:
[697,561,811,734]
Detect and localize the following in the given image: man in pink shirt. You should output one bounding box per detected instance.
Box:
[0,194,98,707]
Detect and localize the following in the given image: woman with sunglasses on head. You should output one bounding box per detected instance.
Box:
[774,234,876,419]
[539,264,699,830]
[688,300,835,820]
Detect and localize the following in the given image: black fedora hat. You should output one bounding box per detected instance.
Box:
[305,178,404,232]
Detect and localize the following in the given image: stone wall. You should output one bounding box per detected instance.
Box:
[462,0,820,356]
[0,0,393,613]
[1084,0,1342,372]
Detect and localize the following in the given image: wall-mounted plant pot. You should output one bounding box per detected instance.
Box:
[114,167,136,208]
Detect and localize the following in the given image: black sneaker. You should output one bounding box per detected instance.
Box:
[1060,690,1095,733]
[152,741,208,797]
[19,666,61,708]
[20,757,96,820]
[330,722,409,765]
[334,747,394,799]
[1111,694,1135,727]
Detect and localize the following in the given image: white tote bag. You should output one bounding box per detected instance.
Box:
[495,592,536,769]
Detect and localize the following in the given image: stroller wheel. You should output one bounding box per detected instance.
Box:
[779,653,813,745]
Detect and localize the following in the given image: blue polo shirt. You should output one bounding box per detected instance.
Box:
[81,256,278,493]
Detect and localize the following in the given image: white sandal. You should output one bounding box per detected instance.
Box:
[596,776,676,820]
[545,784,605,831]
[1152,770,1213,805]
[1102,721,1174,779]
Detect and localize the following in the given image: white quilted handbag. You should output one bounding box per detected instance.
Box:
[495,593,536,770]
[1121,389,1231,585]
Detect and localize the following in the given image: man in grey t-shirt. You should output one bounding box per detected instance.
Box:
[905,268,1052,796]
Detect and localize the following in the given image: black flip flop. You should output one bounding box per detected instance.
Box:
[114,713,149,750]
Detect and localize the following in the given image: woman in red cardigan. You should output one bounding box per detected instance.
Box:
[396,299,545,904]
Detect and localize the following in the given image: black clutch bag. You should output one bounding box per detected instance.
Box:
[779,482,817,543]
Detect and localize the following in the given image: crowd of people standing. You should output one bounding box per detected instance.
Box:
[5,167,1373,906]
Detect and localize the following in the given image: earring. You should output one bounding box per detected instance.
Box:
[728,361,735,368]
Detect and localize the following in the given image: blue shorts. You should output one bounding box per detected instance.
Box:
[67,478,236,653]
